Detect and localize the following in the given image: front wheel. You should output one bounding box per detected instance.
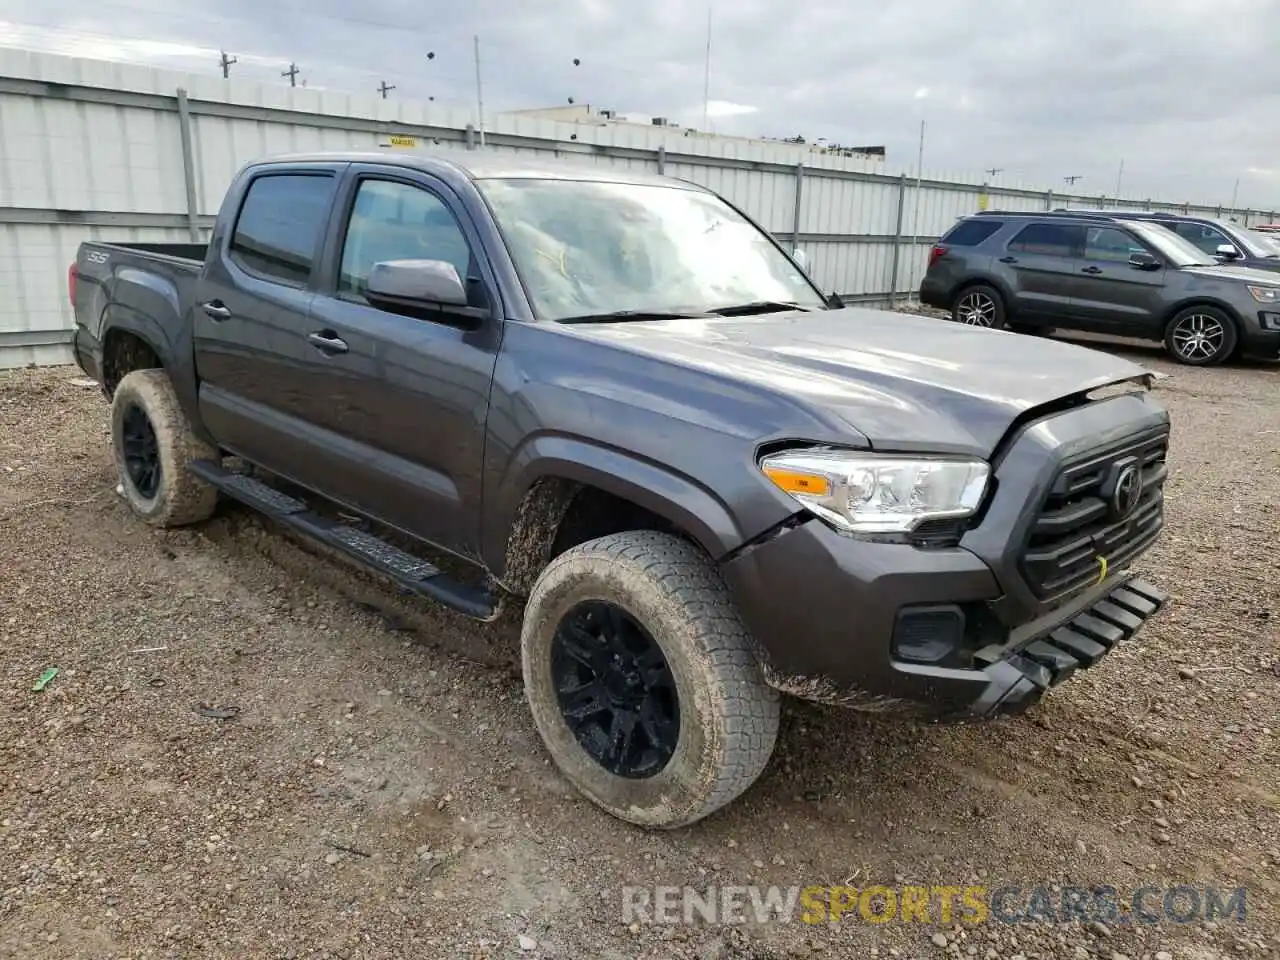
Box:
[1163,307,1237,366]
[951,284,1005,329]
[520,531,780,828]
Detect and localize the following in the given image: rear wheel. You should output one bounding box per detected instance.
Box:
[111,369,219,527]
[951,284,1005,329]
[1163,306,1237,366]
[520,531,780,828]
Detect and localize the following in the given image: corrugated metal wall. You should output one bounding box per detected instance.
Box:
[2,47,1276,369]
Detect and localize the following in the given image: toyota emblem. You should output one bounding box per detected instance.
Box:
[1110,464,1143,519]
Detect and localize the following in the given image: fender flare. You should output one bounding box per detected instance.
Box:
[486,435,748,588]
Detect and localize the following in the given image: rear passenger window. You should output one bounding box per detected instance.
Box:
[229,174,336,284]
[941,220,1002,246]
[1007,223,1081,257]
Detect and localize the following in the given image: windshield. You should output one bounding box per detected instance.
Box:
[1124,221,1217,267]
[477,177,827,321]
[1240,227,1280,257]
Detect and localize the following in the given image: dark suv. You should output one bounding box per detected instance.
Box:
[1060,210,1280,274]
[920,211,1280,365]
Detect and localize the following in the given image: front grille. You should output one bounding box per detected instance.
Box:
[1020,427,1169,600]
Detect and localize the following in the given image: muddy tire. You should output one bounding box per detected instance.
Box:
[520,530,780,828]
[111,369,219,528]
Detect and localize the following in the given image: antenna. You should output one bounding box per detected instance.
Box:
[378,80,395,99]
[218,50,237,79]
[282,62,300,87]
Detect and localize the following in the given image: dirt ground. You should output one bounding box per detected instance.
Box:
[1,335,1278,960]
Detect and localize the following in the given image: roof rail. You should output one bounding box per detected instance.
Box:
[972,209,1119,223]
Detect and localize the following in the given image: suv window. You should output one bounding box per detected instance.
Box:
[1085,227,1146,263]
[1172,221,1232,255]
[1007,222,1082,257]
[339,179,473,298]
[942,220,1002,246]
[230,174,336,284]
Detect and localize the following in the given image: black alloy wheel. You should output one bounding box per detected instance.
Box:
[550,600,680,779]
[120,402,162,499]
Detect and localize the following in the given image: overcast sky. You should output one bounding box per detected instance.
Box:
[4,0,1280,209]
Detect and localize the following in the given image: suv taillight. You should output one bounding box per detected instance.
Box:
[928,245,948,269]
[68,263,78,307]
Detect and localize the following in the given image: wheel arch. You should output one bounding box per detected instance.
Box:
[487,439,746,596]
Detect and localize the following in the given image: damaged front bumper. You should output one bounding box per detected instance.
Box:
[953,577,1167,718]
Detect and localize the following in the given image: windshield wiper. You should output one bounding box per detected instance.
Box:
[557,309,713,325]
[707,300,815,316]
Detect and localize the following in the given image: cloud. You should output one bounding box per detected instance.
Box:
[4,0,1280,208]
[705,100,758,119]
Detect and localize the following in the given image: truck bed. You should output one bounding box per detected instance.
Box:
[95,240,210,265]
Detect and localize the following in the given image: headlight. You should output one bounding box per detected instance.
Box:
[1247,285,1280,304]
[759,449,990,536]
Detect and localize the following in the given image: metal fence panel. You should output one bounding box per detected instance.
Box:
[3,47,1277,367]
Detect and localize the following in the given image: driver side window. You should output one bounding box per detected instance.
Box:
[339,179,472,298]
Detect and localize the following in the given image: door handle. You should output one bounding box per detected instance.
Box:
[999,256,1018,264]
[307,331,349,355]
[1081,266,1103,274]
[201,300,232,321]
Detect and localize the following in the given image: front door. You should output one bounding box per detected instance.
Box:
[298,167,505,558]
[1066,226,1167,334]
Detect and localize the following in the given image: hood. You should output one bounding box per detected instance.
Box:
[1182,262,1280,283]
[566,308,1153,456]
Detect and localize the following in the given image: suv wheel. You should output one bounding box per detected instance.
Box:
[520,531,780,828]
[952,285,1005,329]
[1163,306,1237,366]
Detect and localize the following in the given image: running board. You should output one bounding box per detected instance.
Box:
[188,460,498,621]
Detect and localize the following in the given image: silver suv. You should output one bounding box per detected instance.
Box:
[919,211,1280,365]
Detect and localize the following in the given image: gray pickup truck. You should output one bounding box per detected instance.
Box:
[70,150,1170,828]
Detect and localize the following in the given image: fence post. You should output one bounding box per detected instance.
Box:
[175,88,200,242]
[888,173,907,308]
[465,124,476,150]
[790,163,805,252]
[1045,189,1054,211]
[656,144,666,176]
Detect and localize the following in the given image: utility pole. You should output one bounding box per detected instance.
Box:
[378,80,395,99]
[911,119,925,243]
[473,35,486,147]
[1064,175,1082,186]
[1114,159,1125,198]
[702,6,712,131]
[984,167,1002,179]
[1230,177,1240,211]
[218,50,237,79]
[282,62,300,87]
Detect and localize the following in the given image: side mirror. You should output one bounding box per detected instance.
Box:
[792,248,810,271]
[1215,243,1241,260]
[367,259,468,307]
[1128,251,1160,270]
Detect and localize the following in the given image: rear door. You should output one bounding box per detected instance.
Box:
[998,222,1084,322]
[1066,225,1167,333]
[298,164,505,558]
[193,164,343,479]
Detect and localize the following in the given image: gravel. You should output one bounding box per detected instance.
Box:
[1,336,1278,960]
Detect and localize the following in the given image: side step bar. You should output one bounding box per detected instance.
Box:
[188,460,499,621]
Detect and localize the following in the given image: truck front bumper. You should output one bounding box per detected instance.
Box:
[721,518,1167,718]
